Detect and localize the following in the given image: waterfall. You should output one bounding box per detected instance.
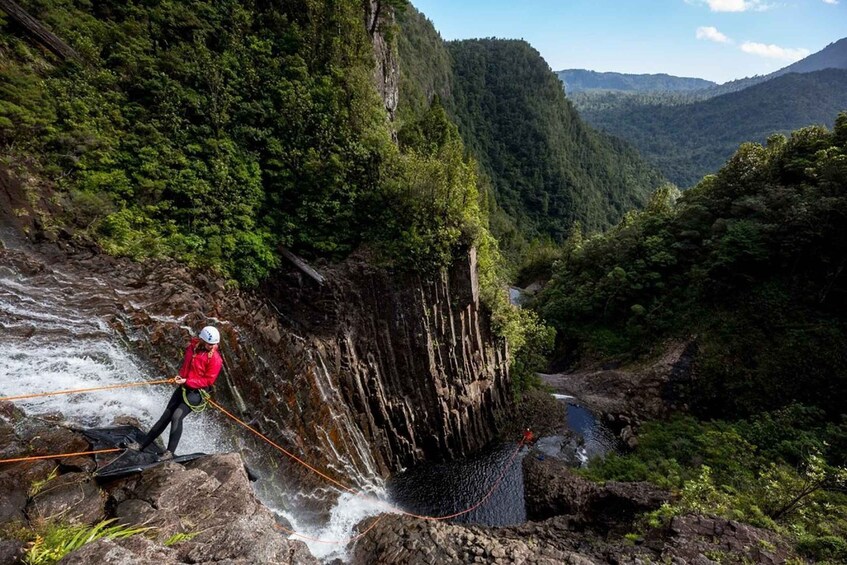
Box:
[0,242,386,562]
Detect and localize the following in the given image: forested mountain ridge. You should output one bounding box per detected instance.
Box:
[396,6,665,246]
[579,69,847,187]
[568,38,847,187]
[703,36,847,97]
[447,39,665,239]
[557,69,715,94]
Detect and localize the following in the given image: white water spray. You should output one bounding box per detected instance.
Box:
[0,249,386,562]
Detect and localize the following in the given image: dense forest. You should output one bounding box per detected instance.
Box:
[395,7,665,251]
[533,118,847,561]
[578,69,847,187]
[0,0,496,285]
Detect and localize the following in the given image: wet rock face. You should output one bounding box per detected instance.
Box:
[352,514,600,565]
[522,456,670,532]
[83,244,511,485]
[365,0,400,120]
[0,411,316,565]
[3,232,508,492]
[6,215,510,484]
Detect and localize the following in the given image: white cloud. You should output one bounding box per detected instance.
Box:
[687,0,772,12]
[740,41,811,61]
[696,26,732,43]
[822,0,838,5]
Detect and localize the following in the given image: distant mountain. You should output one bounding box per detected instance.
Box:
[557,69,716,94]
[705,37,847,96]
[581,69,847,187]
[567,38,847,186]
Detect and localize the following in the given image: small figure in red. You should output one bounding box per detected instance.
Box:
[522,428,535,445]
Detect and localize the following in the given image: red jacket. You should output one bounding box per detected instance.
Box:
[179,338,223,389]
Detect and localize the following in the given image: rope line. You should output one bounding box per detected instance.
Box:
[0,378,527,545]
[0,448,121,464]
[0,378,176,402]
[207,399,358,495]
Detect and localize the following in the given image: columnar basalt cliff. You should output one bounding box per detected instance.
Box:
[261,247,511,473]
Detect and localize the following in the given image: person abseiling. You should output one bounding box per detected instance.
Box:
[124,325,223,461]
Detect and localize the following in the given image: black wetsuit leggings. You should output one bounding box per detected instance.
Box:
[140,387,202,454]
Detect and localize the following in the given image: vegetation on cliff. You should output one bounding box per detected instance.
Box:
[532,116,847,561]
[537,115,847,417]
[0,0,489,288]
[395,7,665,254]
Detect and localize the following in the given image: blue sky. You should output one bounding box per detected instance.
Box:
[411,0,846,84]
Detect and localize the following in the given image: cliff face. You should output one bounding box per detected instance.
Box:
[130,248,510,485]
[260,247,511,474]
[365,0,400,120]
[4,222,511,487]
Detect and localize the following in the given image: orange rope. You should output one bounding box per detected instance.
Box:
[208,398,525,522]
[0,448,121,464]
[0,378,176,402]
[0,379,525,545]
[208,399,359,495]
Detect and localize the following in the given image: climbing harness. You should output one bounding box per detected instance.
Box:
[0,378,527,545]
[182,387,211,413]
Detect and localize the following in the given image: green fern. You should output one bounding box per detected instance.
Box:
[24,519,150,565]
[28,467,58,498]
[164,531,199,546]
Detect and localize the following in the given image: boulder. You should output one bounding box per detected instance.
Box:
[0,461,55,525]
[522,454,599,522]
[653,515,795,565]
[26,472,106,525]
[522,456,670,533]
[59,536,178,565]
[112,453,317,564]
[0,539,24,565]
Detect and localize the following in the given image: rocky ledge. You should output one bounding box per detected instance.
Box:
[0,403,316,565]
[351,454,797,565]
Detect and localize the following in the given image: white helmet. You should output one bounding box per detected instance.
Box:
[199,326,220,345]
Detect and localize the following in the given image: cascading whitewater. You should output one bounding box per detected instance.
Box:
[0,243,387,562]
